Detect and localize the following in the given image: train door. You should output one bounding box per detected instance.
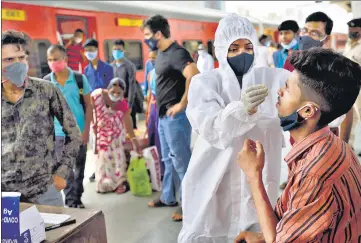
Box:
[55,15,97,72]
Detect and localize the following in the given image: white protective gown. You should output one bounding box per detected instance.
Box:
[179,14,291,243]
[197,50,215,73]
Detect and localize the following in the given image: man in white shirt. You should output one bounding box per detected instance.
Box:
[196,44,214,73]
[344,18,361,152]
[255,35,274,68]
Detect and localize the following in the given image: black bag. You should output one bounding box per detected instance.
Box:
[132,80,145,114]
[43,72,85,112]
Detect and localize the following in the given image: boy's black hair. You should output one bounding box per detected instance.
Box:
[113,39,125,47]
[83,38,98,48]
[74,29,84,34]
[258,34,268,43]
[142,14,170,38]
[2,30,29,50]
[278,20,299,33]
[305,12,333,35]
[290,48,361,126]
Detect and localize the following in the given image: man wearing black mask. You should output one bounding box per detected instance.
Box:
[344,18,361,154]
[141,15,199,222]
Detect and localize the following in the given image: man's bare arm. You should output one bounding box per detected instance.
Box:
[248,174,279,243]
[180,62,199,107]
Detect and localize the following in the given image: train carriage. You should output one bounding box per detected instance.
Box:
[2,0,279,83]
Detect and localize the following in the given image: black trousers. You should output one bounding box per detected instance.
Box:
[55,137,87,205]
[131,106,137,129]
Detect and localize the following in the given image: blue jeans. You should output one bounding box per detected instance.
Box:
[159,111,192,205]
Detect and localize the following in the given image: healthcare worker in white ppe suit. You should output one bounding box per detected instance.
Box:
[178,14,291,243]
[197,44,215,73]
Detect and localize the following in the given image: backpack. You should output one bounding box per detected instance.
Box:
[43,72,85,112]
[133,80,145,114]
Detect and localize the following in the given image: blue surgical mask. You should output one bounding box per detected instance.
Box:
[84,50,98,61]
[265,41,271,47]
[112,50,124,60]
[298,36,323,50]
[227,52,254,77]
[279,104,315,131]
[2,62,29,87]
[144,38,158,51]
[115,63,122,68]
[281,38,298,50]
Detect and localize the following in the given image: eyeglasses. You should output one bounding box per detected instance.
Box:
[300,28,327,41]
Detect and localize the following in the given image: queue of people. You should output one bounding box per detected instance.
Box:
[2,10,361,243]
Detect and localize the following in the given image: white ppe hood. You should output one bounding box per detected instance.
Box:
[179,13,291,243]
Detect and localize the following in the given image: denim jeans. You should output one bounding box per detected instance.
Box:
[159,111,192,205]
[55,137,87,205]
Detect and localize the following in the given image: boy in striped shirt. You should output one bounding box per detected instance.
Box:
[236,48,361,243]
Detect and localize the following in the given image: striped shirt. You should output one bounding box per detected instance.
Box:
[66,43,83,71]
[275,126,361,242]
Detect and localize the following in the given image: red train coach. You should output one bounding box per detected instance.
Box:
[2,1,276,83]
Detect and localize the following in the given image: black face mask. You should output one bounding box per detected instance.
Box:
[349,32,361,40]
[227,53,254,77]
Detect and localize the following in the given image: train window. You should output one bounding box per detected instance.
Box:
[207,40,217,61]
[182,40,202,62]
[104,40,143,70]
[27,39,51,78]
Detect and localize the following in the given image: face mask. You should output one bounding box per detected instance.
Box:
[109,93,122,102]
[150,60,156,67]
[84,51,98,61]
[281,38,298,50]
[74,38,82,44]
[49,60,67,73]
[112,50,124,60]
[144,38,158,51]
[227,52,254,77]
[115,63,121,68]
[298,36,323,50]
[279,104,316,131]
[265,41,271,47]
[2,62,28,87]
[349,32,360,40]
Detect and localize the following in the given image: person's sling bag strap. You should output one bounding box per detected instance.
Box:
[43,71,85,111]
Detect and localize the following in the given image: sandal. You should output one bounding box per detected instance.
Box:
[172,207,183,222]
[148,198,178,208]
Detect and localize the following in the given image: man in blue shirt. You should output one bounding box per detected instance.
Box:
[46,44,93,208]
[83,39,114,91]
[143,50,157,97]
[273,20,299,68]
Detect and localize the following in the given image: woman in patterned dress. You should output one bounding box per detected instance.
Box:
[91,78,140,194]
